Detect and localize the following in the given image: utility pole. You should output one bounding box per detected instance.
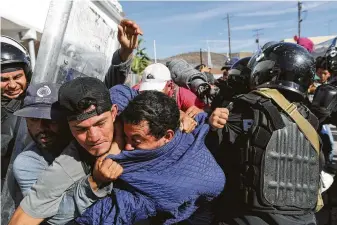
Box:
[206,40,213,68]
[298,1,302,38]
[223,14,232,58]
[153,40,157,63]
[253,29,263,50]
[227,13,231,57]
[199,48,203,65]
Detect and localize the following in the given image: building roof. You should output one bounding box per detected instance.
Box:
[283,35,337,45]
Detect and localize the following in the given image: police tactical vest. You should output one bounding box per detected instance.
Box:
[1,99,22,156]
[228,90,321,215]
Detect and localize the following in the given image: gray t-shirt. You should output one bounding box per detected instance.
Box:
[13,142,55,196]
[104,48,133,89]
[20,141,113,224]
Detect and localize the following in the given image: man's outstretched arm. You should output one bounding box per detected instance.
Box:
[9,206,43,225]
[104,19,143,89]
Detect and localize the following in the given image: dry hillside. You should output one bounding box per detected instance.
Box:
[155,52,225,69]
[154,51,253,70]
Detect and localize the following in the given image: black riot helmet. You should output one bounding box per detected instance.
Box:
[248,42,315,100]
[325,43,337,77]
[261,41,279,51]
[247,41,279,70]
[227,57,251,94]
[1,36,32,82]
[221,57,240,70]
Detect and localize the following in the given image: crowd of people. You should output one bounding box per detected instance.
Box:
[1,19,337,225]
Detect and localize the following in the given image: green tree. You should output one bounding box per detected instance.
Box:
[131,38,151,75]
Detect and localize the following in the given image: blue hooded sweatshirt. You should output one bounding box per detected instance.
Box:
[76,85,225,225]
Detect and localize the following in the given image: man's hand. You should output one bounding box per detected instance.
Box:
[90,148,123,191]
[179,111,198,133]
[209,108,229,129]
[185,106,203,119]
[118,19,143,61]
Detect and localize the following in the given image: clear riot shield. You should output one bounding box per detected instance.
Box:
[31,0,122,84]
[1,1,123,223]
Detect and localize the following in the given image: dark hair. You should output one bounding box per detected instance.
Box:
[121,91,180,139]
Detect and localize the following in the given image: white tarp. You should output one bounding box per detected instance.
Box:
[313,36,337,58]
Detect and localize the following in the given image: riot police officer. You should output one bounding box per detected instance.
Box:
[209,42,323,224]
[221,57,240,81]
[311,43,337,225]
[311,44,337,126]
[1,36,32,180]
[211,57,252,110]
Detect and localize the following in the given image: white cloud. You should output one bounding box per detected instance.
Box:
[284,27,297,32]
[156,2,276,23]
[231,22,278,31]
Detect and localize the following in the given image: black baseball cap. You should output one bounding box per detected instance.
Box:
[58,77,112,121]
[14,83,65,120]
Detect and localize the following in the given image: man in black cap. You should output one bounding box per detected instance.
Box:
[9,77,124,225]
[9,77,225,225]
[12,83,72,196]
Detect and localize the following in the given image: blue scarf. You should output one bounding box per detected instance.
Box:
[76,113,225,225]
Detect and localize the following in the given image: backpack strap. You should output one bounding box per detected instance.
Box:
[253,88,320,155]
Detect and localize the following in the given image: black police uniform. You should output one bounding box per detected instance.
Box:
[1,36,32,180]
[310,44,337,225]
[208,43,323,225]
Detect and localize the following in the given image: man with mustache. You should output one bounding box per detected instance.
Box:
[1,36,32,181]
[9,78,124,225]
[12,83,72,196]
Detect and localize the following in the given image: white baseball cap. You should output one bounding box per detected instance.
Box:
[139,63,172,91]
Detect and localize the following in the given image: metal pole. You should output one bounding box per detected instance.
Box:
[200,48,203,65]
[298,1,302,38]
[253,29,263,50]
[31,0,73,84]
[154,40,157,63]
[206,40,212,68]
[227,13,232,57]
[27,39,36,70]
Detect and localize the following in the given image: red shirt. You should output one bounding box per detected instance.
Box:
[176,87,205,111]
[133,82,204,111]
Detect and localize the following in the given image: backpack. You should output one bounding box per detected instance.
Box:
[228,88,323,214]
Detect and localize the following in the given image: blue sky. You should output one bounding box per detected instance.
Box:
[120,1,337,59]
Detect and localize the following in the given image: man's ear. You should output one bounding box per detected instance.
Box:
[111,104,118,122]
[163,129,175,143]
